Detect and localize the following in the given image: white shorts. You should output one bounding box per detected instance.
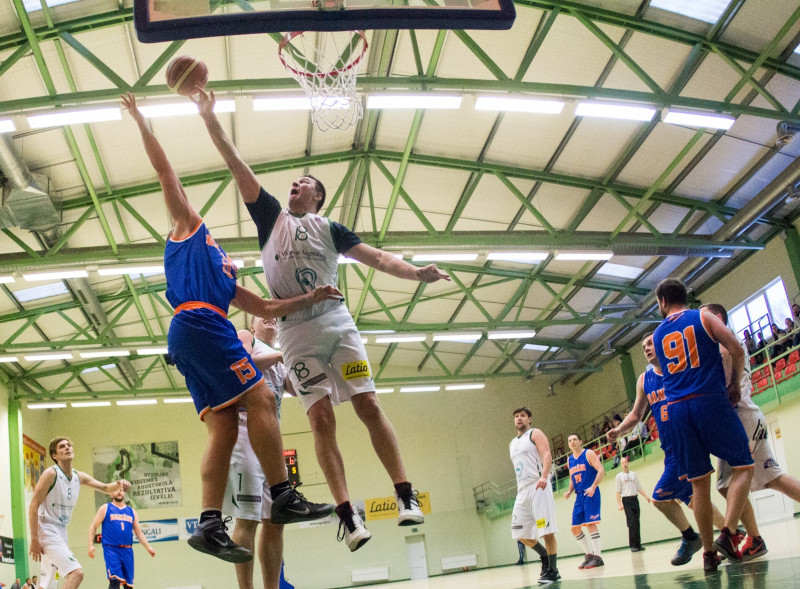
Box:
[717,407,783,491]
[223,418,274,521]
[279,306,375,412]
[511,484,559,541]
[38,525,81,589]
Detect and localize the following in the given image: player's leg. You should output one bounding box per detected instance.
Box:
[766,473,800,500]
[350,392,423,525]
[307,396,349,504]
[200,405,239,512]
[240,383,288,485]
[258,521,284,589]
[653,499,690,529]
[584,522,603,567]
[60,568,84,589]
[232,519,259,589]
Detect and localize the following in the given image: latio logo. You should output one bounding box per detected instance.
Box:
[342,360,370,380]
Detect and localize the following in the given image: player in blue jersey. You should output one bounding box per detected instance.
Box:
[87,489,155,588]
[563,434,604,569]
[196,89,450,551]
[122,93,341,564]
[653,278,753,572]
[609,332,728,566]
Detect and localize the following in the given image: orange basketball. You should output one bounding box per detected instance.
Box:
[166,56,209,96]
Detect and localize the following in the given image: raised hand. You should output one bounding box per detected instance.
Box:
[310,285,344,303]
[120,92,145,125]
[416,264,450,283]
[191,87,216,119]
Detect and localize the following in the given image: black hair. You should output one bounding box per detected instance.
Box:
[655,277,688,307]
[513,407,532,418]
[700,303,728,325]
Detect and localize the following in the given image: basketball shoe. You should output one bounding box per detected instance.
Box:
[584,555,604,568]
[703,550,721,573]
[713,527,742,562]
[270,487,334,524]
[396,489,424,526]
[538,567,561,585]
[578,554,593,569]
[337,506,372,552]
[740,536,768,562]
[671,535,702,565]
[188,516,252,563]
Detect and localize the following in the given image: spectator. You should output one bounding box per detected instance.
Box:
[769,322,786,359]
[10,580,20,589]
[625,421,647,458]
[29,578,38,589]
[21,580,31,589]
[754,332,767,364]
[743,330,757,355]
[785,317,800,349]
[615,456,651,552]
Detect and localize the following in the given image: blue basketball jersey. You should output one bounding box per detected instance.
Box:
[568,449,597,493]
[653,309,726,402]
[164,222,238,312]
[101,503,134,546]
[642,368,673,453]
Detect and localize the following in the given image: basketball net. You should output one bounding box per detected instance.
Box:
[279,30,368,132]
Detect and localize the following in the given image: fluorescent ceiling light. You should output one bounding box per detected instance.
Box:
[28,402,67,409]
[253,97,312,111]
[23,270,88,281]
[255,259,264,267]
[13,282,69,302]
[555,251,614,261]
[650,0,728,24]
[367,95,462,110]
[79,350,131,359]
[487,330,537,340]
[412,253,478,262]
[432,332,482,343]
[475,96,564,114]
[116,399,158,406]
[71,401,111,408]
[575,102,656,122]
[663,111,734,130]
[361,330,395,334]
[338,253,402,264]
[487,252,549,263]
[445,383,485,390]
[23,0,80,11]
[361,337,368,344]
[137,347,169,355]
[0,119,15,133]
[400,386,441,393]
[28,107,121,128]
[523,344,552,351]
[375,388,394,394]
[24,352,73,361]
[231,259,245,268]
[164,397,194,404]
[0,356,18,363]
[138,100,235,118]
[375,334,427,344]
[597,262,643,279]
[0,276,14,283]
[97,265,165,276]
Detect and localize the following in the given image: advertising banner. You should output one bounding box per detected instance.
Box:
[364,492,431,522]
[135,518,179,543]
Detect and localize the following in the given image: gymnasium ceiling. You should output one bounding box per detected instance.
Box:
[2,0,800,403]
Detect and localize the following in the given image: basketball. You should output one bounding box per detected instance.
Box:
[165,56,208,96]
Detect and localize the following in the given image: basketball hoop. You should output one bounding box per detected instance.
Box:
[279,30,368,132]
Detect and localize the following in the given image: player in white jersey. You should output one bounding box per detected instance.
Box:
[29,437,131,589]
[225,316,292,589]
[702,304,800,561]
[509,407,560,585]
[196,89,449,551]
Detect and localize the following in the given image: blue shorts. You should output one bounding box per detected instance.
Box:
[104,544,134,587]
[571,489,601,526]
[668,394,754,481]
[652,451,693,504]
[168,308,264,419]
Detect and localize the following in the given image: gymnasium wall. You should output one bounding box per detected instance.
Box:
[0,382,13,582]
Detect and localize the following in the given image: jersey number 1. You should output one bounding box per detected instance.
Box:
[662,326,700,375]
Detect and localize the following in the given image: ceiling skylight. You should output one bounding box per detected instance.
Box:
[23,0,80,12]
[650,0,728,25]
[597,262,644,279]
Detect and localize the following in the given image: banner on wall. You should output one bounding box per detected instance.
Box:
[364,491,432,522]
[22,434,46,494]
[0,535,14,564]
[93,441,182,510]
[135,519,179,543]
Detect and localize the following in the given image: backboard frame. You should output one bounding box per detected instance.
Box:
[133,0,516,43]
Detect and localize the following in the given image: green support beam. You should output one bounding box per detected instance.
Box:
[783,227,800,294]
[8,397,29,580]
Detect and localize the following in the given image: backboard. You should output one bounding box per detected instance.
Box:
[134,0,516,43]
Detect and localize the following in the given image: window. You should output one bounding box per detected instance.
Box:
[729,277,792,341]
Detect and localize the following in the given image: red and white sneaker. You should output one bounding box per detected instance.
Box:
[740,536,768,562]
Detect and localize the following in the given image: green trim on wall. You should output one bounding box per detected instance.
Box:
[8,397,29,580]
[782,227,800,295]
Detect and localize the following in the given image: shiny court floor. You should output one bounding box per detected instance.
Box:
[354,517,800,588]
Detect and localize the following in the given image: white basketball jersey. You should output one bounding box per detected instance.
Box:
[510,429,545,492]
[253,338,288,419]
[39,465,80,528]
[736,340,759,411]
[261,209,342,322]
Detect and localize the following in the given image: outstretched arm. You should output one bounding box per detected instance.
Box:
[345,243,450,283]
[78,471,131,495]
[121,93,201,239]
[194,89,261,203]
[608,374,648,442]
[230,284,344,320]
